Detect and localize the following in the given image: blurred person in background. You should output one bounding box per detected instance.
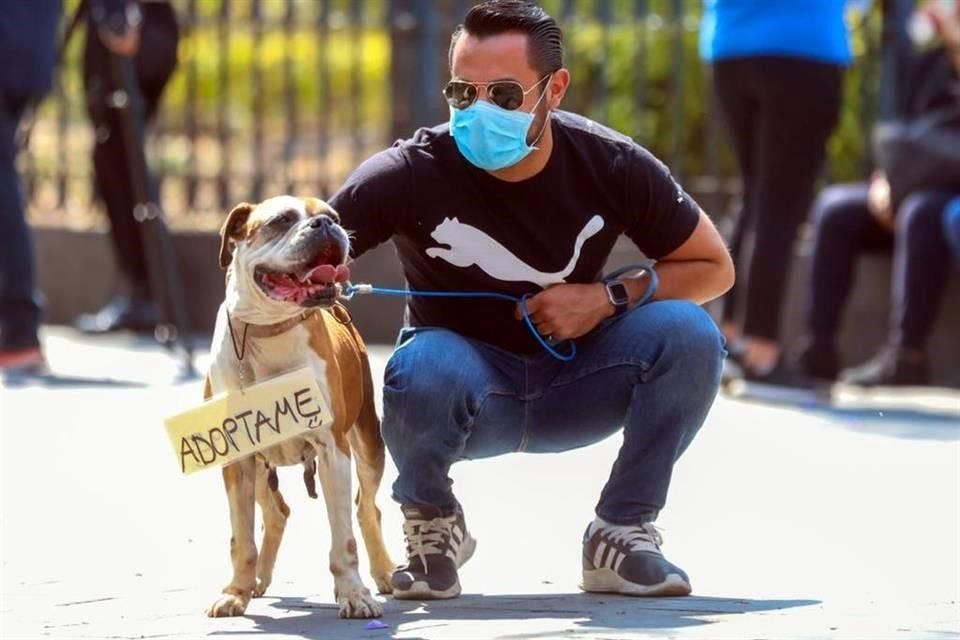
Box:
[0,0,62,372]
[700,0,851,385]
[74,0,178,334]
[947,198,960,268]
[799,0,960,387]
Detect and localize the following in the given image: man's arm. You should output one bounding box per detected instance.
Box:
[520,211,733,341]
[629,209,733,304]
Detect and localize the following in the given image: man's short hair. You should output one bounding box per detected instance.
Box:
[449,1,564,76]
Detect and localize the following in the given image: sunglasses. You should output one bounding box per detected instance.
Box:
[443,75,550,111]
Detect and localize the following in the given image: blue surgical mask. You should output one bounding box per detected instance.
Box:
[449,88,549,171]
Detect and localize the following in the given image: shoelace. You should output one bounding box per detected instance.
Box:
[603,522,664,553]
[403,515,455,575]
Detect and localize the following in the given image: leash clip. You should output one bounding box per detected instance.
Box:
[337,282,373,301]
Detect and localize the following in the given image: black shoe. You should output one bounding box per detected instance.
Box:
[391,504,477,600]
[742,359,816,389]
[796,340,840,381]
[840,347,930,387]
[581,520,691,597]
[74,294,159,334]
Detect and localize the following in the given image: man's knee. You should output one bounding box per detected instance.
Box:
[944,199,960,266]
[812,183,866,233]
[896,192,948,237]
[625,301,725,379]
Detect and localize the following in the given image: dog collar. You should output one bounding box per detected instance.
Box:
[225,310,315,363]
[225,305,352,364]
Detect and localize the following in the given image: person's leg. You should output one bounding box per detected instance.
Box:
[739,58,844,373]
[381,327,525,599]
[711,59,758,344]
[943,197,960,269]
[0,93,43,368]
[524,300,724,595]
[525,300,724,522]
[891,191,954,350]
[841,191,955,386]
[799,183,889,378]
[76,23,157,332]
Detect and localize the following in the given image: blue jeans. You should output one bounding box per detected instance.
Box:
[381,300,725,526]
[945,198,960,270]
[0,93,41,351]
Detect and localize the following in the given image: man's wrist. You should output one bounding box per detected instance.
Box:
[602,279,630,316]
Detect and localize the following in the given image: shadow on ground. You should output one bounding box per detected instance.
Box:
[0,370,149,389]
[205,593,820,639]
[728,384,960,442]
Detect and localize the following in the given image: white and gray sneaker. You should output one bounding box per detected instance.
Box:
[391,504,477,600]
[581,519,692,596]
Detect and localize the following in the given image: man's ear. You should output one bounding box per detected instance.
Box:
[219,203,254,269]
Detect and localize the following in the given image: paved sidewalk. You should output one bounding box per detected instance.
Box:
[2,328,958,639]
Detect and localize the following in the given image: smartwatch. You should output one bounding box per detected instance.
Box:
[604,279,630,316]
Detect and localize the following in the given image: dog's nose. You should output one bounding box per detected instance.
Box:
[308,216,331,229]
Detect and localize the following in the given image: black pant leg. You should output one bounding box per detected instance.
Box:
[805,183,890,343]
[890,191,955,350]
[82,3,179,292]
[741,57,844,342]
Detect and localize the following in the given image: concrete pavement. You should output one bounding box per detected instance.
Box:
[2,327,958,639]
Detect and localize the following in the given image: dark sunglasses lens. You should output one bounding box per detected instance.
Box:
[489,82,525,110]
[444,82,477,109]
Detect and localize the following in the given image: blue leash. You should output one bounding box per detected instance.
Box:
[340,264,658,362]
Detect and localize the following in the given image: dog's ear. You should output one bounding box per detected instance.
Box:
[219,203,254,269]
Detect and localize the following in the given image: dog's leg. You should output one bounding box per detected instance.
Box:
[349,415,395,593]
[207,457,258,617]
[316,434,383,618]
[253,462,290,597]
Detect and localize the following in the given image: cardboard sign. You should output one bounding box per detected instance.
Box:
[164,367,329,474]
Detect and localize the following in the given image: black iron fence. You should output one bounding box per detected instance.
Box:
[23,0,883,228]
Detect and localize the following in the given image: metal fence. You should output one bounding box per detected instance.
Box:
[23,0,884,228]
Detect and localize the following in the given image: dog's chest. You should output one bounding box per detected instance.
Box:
[212,321,336,467]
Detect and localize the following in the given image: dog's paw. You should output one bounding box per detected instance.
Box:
[206,593,249,617]
[253,578,271,598]
[373,573,393,595]
[336,586,383,619]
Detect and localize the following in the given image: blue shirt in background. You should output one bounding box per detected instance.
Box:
[700,0,853,65]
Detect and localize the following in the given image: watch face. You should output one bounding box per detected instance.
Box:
[607,281,629,306]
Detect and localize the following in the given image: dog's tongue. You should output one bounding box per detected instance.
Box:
[304,264,350,284]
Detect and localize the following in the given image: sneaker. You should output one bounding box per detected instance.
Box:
[742,359,816,390]
[581,520,691,597]
[74,293,158,334]
[391,504,477,600]
[796,340,840,381]
[840,346,929,387]
[0,345,44,370]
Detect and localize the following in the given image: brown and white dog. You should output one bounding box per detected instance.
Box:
[204,196,393,618]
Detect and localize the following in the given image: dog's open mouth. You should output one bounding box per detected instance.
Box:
[255,256,351,307]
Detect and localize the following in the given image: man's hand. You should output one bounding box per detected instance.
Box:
[514,282,612,342]
[868,171,894,231]
[100,24,141,56]
[925,0,960,50]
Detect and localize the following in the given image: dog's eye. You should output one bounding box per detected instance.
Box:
[268,210,298,227]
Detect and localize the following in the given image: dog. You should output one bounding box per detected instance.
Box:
[204,195,393,618]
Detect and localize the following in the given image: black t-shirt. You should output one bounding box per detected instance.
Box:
[329,110,701,354]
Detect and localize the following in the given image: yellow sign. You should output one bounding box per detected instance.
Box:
[164,367,329,475]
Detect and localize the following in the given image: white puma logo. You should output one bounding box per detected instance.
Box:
[425,215,605,288]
